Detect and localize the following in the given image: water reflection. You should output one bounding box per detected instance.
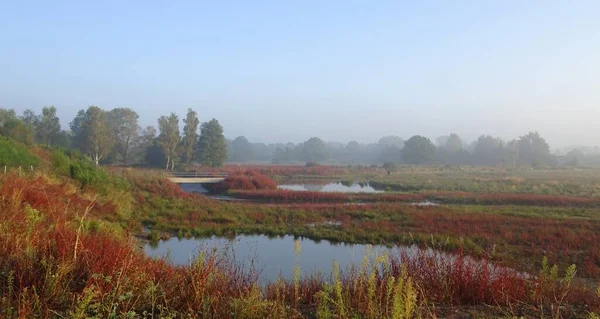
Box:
[278,182,382,193]
[145,234,402,282]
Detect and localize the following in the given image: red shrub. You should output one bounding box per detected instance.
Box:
[212,170,277,193]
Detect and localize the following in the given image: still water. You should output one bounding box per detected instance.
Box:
[278,182,382,193]
[145,234,405,282]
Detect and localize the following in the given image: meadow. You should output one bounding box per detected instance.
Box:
[2,153,600,317]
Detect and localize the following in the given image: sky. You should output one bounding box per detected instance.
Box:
[1,0,599,148]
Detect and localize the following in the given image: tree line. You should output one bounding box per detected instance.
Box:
[2,105,598,167]
[0,106,227,169]
[229,133,599,167]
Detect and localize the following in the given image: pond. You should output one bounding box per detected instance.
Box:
[145,234,405,282]
[278,182,382,193]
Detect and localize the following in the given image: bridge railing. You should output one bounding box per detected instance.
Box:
[168,172,229,178]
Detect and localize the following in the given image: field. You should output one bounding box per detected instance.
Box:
[2,158,600,318]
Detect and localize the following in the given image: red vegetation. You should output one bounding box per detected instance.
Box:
[186,164,380,177]
[0,174,261,317]
[0,174,118,220]
[232,189,600,207]
[211,170,277,193]
[407,207,600,278]
[2,173,600,317]
[125,170,191,199]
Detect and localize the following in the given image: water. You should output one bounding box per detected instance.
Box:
[145,234,403,282]
[278,182,382,193]
[410,200,440,207]
[178,183,209,194]
[177,183,245,201]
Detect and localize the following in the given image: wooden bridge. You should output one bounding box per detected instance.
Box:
[167,172,229,184]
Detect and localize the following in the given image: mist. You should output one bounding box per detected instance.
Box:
[1,1,599,151]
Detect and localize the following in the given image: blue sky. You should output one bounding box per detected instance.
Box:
[1,0,599,147]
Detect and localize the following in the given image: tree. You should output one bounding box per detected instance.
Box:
[37,106,61,147]
[435,136,449,147]
[298,137,329,163]
[472,135,505,165]
[20,109,39,128]
[517,131,553,165]
[446,133,462,152]
[53,130,72,149]
[504,140,520,166]
[69,109,87,151]
[197,119,227,167]
[157,113,181,170]
[565,149,584,166]
[252,142,271,161]
[381,145,402,164]
[107,108,139,165]
[137,126,157,159]
[0,108,34,144]
[230,136,255,162]
[134,126,163,167]
[181,108,199,164]
[403,135,436,164]
[344,141,363,163]
[378,136,405,148]
[272,147,295,164]
[75,106,114,165]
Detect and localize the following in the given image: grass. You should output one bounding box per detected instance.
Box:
[116,169,600,280]
[3,153,600,317]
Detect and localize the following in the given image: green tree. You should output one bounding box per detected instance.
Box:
[298,137,329,163]
[137,126,166,168]
[0,108,34,144]
[69,109,87,151]
[75,106,114,165]
[37,106,61,146]
[135,126,158,165]
[230,136,255,162]
[108,108,139,165]
[158,113,181,170]
[517,131,553,165]
[272,147,295,164]
[197,119,227,167]
[472,135,505,165]
[20,109,39,128]
[403,135,436,164]
[181,108,199,164]
[446,133,462,152]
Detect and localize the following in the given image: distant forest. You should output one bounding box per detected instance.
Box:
[1,106,599,168]
[231,134,600,167]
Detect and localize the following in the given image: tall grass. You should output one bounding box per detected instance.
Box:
[2,168,600,317]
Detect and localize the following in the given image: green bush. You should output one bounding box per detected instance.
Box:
[50,150,71,175]
[69,159,109,190]
[0,137,38,168]
[49,149,130,193]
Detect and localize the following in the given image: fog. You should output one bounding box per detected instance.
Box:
[1,1,599,150]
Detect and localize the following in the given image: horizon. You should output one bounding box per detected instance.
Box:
[2,1,599,149]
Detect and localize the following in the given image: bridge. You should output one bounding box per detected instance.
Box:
[167,172,229,184]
